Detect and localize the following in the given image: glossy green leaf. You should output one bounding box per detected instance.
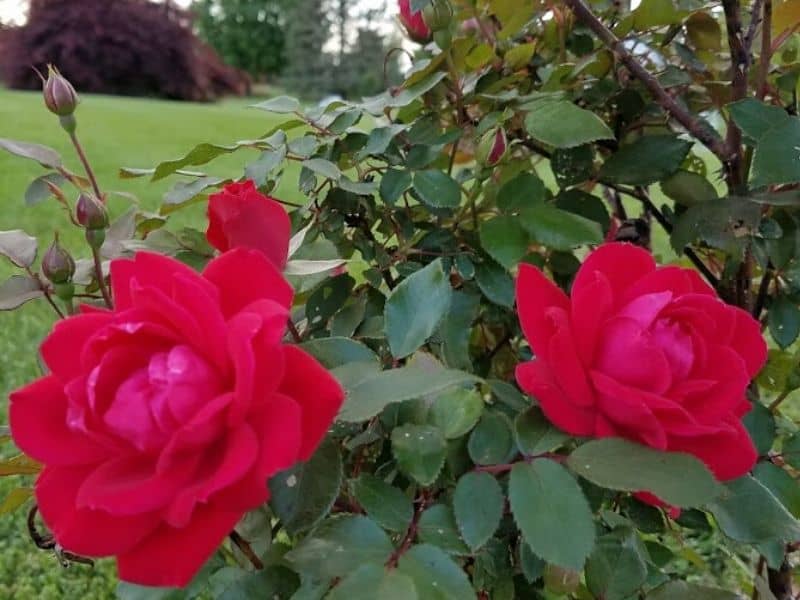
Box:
[385,259,453,358]
[567,438,723,507]
[585,528,648,600]
[514,408,569,455]
[599,135,692,185]
[397,544,475,600]
[453,472,504,550]
[327,564,418,600]
[520,204,603,250]
[413,170,462,209]
[429,388,484,439]
[768,295,800,348]
[418,504,469,554]
[524,101,614,148]
[509,460,595,570]
[352,474,414,532]
[299,337,379,370]
[479,216,529,269]
[392,424,447,485]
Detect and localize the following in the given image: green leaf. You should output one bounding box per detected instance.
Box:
[269,438,342,534]
[670,197,761,254]
[497,172,547,213]
[392,424,447,486]
[302,158,342,181]
[567,438,723,507]
[453,472,504,551]
[413,170,462,209]
[358,125,405,159]
[438,291,480,370]
[245,148,287,187]
[632,0,683,28]
[429,388,484,439]
[599,135,692,185]
[519,543,545,583]
[551,145,595,188]
[783,433,800,469]
[479,216,529,269]
[380,169,412,205]
[351,474,414,532]
[0,230,37,268]
[152,143,239,181]
[660,170,718,206]
[385,259,453,358]
[706,475,800,543]
[162,176,225,208]
[285,515,394,581]
[475,260,514,307]
[397,544,475,600]
[210,565,300,600]
[468,412,514,466]
[0,276,43,310]
[728,98,791,143]
[742,401,776,455]
[0,138,62,168]
[520,204,603,251]
[418,504,469,554]
[585,528,648,600]
[299,338,379,370]
[769,295,800,348]
[751,117,800,188]
[524,101,614,148]
[514,408,569,455]
[338,362,479,422]
[509,460,595,571]
[0,487,32,516]
[754,462,800,517]
[646,581,742,600]
[251,95,301,114]
[116,583,183,600]
[327,564,418,600]
[24,173,67,206]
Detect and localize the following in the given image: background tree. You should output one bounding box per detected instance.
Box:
[194,0,289,81]
[282,0,332,99]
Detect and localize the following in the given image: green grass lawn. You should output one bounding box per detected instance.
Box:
[0,87,306,598]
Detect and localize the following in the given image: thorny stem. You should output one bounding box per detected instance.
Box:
[26,268,65,319]
[287,319,303,344]
[386,492,429,568]
[229,530,264,570]
[768,389,791,413]
[563,0,732,165]
[758,0,773,100]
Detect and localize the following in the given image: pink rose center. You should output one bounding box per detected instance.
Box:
[100,345,222,452]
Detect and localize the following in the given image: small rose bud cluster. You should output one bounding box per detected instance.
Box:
[42,234,76,301]
[76,193,109,249]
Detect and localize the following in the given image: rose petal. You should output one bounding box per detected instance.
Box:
[547,308,594,407]
[117,504,242,587]
[729,306,768,378]
[516,263,570,360]
[10,376,107,465]
[278,345,345,460]
[40,312,113,380]
[570,269,613,364]
[516,360,595,435]
[572,243,655,307]
[667,418,757,480]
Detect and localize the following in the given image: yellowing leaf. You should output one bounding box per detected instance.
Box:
[0,454,41,476]
[686,11,722,51]
[0,487,32,515]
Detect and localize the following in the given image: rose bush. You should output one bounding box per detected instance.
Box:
[10,249,343,587]
[0,0,799,598]
[517,242,766,500]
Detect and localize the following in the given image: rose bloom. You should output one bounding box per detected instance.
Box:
[516,243,766,494]
[398,0,432,43]
[207,180,291,270]
[10,249,343,587]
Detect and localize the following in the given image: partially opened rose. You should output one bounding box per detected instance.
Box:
[516,243,766,492]
[10,249,343,587]
[398,0,432,44]
[207,180,291,270]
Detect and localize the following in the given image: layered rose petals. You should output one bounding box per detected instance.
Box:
[10,248,344,587]
[206,180,291,270]
[515,243,767,501]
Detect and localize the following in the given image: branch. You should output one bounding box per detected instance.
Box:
[563,0,731,163]
[758,0,773,99]
[743,0,765,55]
[721,0,748,188]
[229,530,264,570]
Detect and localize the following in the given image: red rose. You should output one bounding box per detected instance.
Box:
[207,180,291,270]
[398,0,432,44]
[516,243,766,486]
[10,249,343,587]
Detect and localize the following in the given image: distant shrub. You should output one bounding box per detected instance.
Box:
[0,0,250,101]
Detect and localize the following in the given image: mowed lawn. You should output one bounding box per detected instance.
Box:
[0,87,303,598]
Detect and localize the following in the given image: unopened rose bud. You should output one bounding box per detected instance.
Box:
[398,0,432,44]
[476,128,508,167]
[43,66,79,117]
[422,0,452,32]
[42,234,75,285]
[75,193,109,230]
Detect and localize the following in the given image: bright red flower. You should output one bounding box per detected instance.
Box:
[398,0,432,44]
[207,180,291,270]
[515,243,766,491]
[10,249,343,587]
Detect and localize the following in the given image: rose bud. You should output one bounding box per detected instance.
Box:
[422,0,453,32]
[476,127,508,167]
[76,193,109,230]
[42,234,75,285]
[43,66,79,117]
[398,0,432,44]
